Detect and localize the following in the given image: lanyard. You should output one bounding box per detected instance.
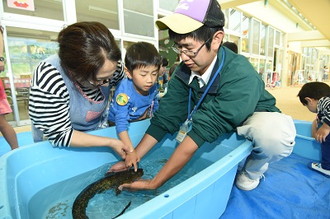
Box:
[187,48,226,121]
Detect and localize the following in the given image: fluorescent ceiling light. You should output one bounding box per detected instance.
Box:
[88,6,117,15]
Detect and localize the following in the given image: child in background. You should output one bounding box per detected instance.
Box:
[168,63,178,80]
[0,25,18,150]
[157,57,168,94]
[108,42,161,166]
[298,82,330,176]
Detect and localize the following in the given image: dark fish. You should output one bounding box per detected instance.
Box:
[112,201,131,219]
[72,169,143,219]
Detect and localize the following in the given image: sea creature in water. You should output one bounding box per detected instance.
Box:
[72,168,143,219]
[112,201,131,218]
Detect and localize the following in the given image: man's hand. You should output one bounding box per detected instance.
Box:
[118,179,157,191]
[108,161,128,173]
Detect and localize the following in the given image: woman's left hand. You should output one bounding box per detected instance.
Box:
[109,139,129,159]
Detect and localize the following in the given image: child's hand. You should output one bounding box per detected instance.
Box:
[125,150,140,172]
[315,123,330,143]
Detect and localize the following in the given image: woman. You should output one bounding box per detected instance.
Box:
[29,22,128,158]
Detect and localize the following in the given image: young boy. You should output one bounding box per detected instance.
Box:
[108,42,162,166]
[298,82,330,176]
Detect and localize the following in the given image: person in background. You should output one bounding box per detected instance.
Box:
[0,25,19,150]
[108,42,161,168]
[28,22,130,158]
[168,63,179,80]
[223,41,238,54]
[110,0,296,192]
[157,63,179,98]
[158,57,169,92]
[297,82,330,176]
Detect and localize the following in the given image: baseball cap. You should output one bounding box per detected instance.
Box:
[156,0,225,34]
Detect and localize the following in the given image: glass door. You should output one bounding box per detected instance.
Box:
[2,26,58,126]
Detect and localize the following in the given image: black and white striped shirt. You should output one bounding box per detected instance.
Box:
[317,96,330,126]
[29,61,124,147]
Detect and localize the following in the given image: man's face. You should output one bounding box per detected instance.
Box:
[173,32,223,75]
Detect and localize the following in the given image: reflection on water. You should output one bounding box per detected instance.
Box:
[29,146,213,219]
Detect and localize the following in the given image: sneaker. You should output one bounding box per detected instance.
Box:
[235,171,261,191]
[310,162,330,177]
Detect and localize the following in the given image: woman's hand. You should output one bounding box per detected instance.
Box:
[109,139,129,159]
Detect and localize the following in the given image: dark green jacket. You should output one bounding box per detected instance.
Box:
[147,46,280,147]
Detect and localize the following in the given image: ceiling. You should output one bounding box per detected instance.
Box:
[219,0,330,48]
[289,0,330,41]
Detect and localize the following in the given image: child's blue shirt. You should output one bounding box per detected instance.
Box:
[108,78,159,133]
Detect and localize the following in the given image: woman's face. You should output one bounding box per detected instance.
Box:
[87,59,118,87]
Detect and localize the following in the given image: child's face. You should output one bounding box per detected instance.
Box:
[127,65,159,95]
[305,97,318,113]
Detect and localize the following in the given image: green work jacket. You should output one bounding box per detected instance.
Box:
[146,46,280,147]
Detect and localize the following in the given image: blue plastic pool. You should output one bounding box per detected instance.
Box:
[0,119,252,219]
[293,119,321,161]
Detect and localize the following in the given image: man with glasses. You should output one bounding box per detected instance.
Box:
[112,0,296,192]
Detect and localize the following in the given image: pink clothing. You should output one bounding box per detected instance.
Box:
[0,79,12,115]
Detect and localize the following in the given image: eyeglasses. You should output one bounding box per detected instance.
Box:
[88,78,111,87]
[172,38,212,58]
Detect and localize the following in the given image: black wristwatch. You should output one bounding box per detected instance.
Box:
[0,57,4,62]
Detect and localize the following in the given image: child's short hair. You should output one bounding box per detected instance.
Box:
[125,42,161,73]
[297,82,330,105]
[161,57,168,67]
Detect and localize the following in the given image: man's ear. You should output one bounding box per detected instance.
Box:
[125,67,132,79]
[212,30,224,50]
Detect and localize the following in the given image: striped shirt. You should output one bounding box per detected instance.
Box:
[29,61,124,147]
[317,96,330,126]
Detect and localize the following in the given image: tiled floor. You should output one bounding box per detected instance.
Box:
[268,85,315,122]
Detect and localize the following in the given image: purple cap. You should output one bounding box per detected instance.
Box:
[156,0,225,34]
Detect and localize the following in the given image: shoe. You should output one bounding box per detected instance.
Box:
[309,162,330,177]
[235,171,261,191]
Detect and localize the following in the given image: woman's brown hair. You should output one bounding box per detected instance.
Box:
[58,21,121,83]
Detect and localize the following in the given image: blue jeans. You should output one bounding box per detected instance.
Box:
[321,135,330,170]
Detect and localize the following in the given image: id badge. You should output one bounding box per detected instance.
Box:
[175,119,192,143]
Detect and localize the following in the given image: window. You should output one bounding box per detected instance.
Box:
[241,15,249,53]
[260,24,266,56]
[159,0,179,11]
[2,27,58,123]
[3,0,64,20]
[76,0,119,29]
[123,0,154,37]
[252,19,260,55]
[228,9,241,32]
[267,27,274,57]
